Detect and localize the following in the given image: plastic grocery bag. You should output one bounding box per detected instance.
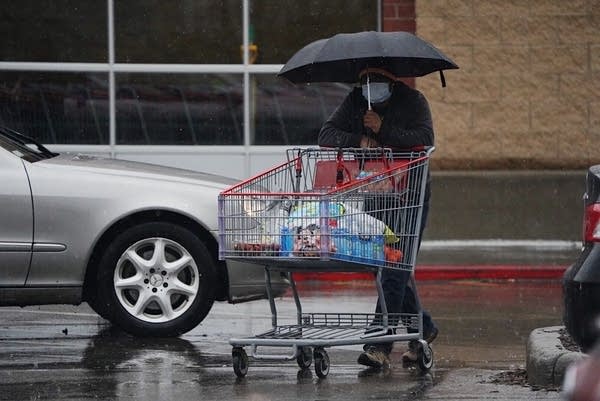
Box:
[286,201,344,228]
[337,204,397,245]
[331,204,398,265]
[281,201,398,258]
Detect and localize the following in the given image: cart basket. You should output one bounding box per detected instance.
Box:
[218,147,433,271]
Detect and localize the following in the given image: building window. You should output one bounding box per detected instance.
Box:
[0,0,378,146]
[252,76,351,145]
[0,1,107,62]
[249,0,376,145]
[114,0,242,64]
[115,73,243,145]
[250,0,378,64]
[0,72,109,144]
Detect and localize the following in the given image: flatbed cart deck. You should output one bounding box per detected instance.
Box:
[218,147,434,378]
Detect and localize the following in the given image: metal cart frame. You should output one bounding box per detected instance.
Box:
[218,147,434,378]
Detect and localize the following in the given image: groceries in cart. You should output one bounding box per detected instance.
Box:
[283,201,342,257]
[355,169,397,193]
[280,200,402,265]
[230,196,290,257]
[228,197,403,265]
[233,241,281,256]
[219,146,432,267]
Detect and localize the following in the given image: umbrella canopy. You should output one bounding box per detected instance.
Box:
[278,31,458,86]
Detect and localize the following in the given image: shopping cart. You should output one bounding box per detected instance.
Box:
[218,147,434,378]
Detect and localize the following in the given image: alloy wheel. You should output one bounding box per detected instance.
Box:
[113,237,200,323]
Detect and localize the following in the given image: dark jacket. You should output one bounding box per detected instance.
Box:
[318,82,434,150]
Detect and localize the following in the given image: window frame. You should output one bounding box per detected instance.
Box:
[0,0,381,157]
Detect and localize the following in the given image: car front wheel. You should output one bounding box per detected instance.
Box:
[95,222,217,337]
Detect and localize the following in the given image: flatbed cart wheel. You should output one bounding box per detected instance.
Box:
[417,343,434,371]
[232,347,249,377]
[296,346,313,369]
[313,348,330,378]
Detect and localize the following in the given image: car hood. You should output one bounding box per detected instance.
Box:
[39,153,240,190]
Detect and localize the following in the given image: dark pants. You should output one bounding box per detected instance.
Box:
[367,183,436,354]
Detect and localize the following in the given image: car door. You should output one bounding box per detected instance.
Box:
[0,148,33,285]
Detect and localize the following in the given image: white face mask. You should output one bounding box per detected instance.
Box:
[362,82,392,104]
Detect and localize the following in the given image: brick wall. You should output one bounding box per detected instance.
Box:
[383,0,416,87]
[383,0,416,32]
[407,0,600,170]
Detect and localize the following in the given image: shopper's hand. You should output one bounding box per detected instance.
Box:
[360,135,378,148]
[363,110,383,134]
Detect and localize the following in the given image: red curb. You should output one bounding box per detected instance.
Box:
[293,265,568,281]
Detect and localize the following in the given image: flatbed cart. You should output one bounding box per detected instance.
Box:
[218,147,434,378]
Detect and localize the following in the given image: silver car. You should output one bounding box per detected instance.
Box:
[0,127,287,337]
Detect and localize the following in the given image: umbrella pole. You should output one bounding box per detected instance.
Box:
[367,74,372,111]
[365,74,372,149]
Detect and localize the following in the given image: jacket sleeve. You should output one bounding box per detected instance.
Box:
[378,91,434,149]
[318,91,363,148]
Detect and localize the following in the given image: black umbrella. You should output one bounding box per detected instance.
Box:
[278,31,458,87]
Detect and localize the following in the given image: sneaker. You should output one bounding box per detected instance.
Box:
[401,341,418,367]
[357,346,390,369]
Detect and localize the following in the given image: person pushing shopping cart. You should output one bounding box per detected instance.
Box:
[318,67,439,369]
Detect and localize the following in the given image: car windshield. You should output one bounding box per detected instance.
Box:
[0,127,58,162]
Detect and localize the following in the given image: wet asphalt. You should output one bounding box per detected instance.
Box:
[0,163,585,401]
[0,272,567,401]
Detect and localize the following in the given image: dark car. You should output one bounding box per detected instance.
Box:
[563,165,600,352]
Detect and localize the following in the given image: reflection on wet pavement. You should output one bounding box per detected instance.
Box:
[0,279,562,400]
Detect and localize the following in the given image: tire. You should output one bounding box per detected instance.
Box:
[563,277,600,352]
[313,348,330,378]
[232,347,249,378]
[86,295,111,321]
[417,343,434,371]
[296,346,313,369]
[95,221,217,337]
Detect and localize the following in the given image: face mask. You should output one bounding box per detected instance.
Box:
[362,82,392,104]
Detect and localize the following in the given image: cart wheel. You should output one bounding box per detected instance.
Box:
[313,348,330,378]
[417,343,434,371]
[232,347,249,378]
[296,346,313,369]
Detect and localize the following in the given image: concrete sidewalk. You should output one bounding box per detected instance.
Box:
[294,263,568,281]
[526,326,586,388]
[295,240,578,281]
